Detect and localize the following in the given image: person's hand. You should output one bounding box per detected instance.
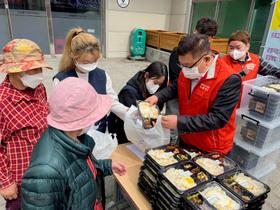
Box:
[161,115,177,129]
[243,63,256,75]
[0,182,18,200]
[112,161,127,176]
[145,95,158,106]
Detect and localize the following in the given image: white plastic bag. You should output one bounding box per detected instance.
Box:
[124,105,170,152]
[87,125,118,159]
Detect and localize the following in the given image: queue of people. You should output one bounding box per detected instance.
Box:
[0,37,127,210]
[0,18,280,210]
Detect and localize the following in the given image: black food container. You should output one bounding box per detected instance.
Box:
[182,181,244,210]
[145,144,191,171]
[137,100,160,129]
[193,151,238,178]
[158,160,213,198]
[217,168,270,209]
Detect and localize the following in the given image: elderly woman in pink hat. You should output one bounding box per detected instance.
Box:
[21,77,126,210]
[0,39,52,210]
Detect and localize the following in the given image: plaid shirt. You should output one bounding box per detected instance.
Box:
[237,54,280,78]
[258,57,280,78]
[0,76,49,188]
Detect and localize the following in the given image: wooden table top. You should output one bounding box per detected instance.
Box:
[110,143,151,210]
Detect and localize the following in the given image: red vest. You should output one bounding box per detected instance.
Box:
[222,52,260,107]
[222,52,260,82]
[178,57,238,154]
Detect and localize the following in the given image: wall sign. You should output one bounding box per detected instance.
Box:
[262,1,280,68]
[117,0,130,8]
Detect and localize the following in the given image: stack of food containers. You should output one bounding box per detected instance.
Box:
[228,75,280,183]
[138,144,271,209]
[182,181,245,209]
[138,144,191,204]
[217,168,271,209]
[156,160,212,209]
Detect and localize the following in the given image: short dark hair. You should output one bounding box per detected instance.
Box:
[177,34,212,58]
[195,17,219,37]
[228,30,251,45]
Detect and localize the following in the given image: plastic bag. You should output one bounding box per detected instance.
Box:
[124,105,170,152]
[87,124,118,159]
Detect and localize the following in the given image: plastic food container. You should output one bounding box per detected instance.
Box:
[240,75,280,122]
[235,109,280,150]
[157,185,182,206]
[217,168,270,209]
[137,178,155,203]
[137,100,160,129]
[159,160,212,196]
[193,151,238,177]
[140,165,158,185]
[143,159,160,177]
[227,142,280,171]
[183,181,244,210]
[156,190,181,209]
[157,179,182,201]
[182,144,207,159]
[145,144,191,170]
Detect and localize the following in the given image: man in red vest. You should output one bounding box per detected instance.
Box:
[146,34,241,154]
[167,17,219,144]
[222,30,280,108]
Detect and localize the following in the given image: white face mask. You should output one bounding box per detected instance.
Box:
[20,72,43,89]
[78,125,92,136]
[146,80,160,94]
[182,59,204,80]
[74,60,98,73]
[229,50,246,60]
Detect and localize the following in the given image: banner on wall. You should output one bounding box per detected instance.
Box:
[262,0,280,68]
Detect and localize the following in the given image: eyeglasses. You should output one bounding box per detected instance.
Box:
[177,54,208,69]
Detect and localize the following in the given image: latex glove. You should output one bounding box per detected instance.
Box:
[112,161,127,176]
[0,182,18,200]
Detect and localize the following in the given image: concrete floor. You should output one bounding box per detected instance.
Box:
[0,55,279,209]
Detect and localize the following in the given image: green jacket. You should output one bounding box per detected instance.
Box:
[21,126,113,210]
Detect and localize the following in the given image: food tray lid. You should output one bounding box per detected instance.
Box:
[136,100,160,129]
[138,175,156,193]
[243,75,280,93]
[193,151,238,177]
[156,190,182,209]
[217,168,271,204]
[139,167,157,187]
[159,160,213,195]
[137,181,155,203]
[157,180,182,203]
[233,136,280,157]
[183,181,245,210]
[236,109,280,129]
[143,159,160,177]
[182,144,208,159]
[145,144,191,169]
[140,165,158,184]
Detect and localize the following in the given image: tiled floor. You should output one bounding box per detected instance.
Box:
[0,56,279,209]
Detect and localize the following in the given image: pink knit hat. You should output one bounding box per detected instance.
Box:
[47,77,112,131]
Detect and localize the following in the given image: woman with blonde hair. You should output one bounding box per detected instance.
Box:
[53,28,127,133]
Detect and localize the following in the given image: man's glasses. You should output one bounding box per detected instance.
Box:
[177,54,207,69]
